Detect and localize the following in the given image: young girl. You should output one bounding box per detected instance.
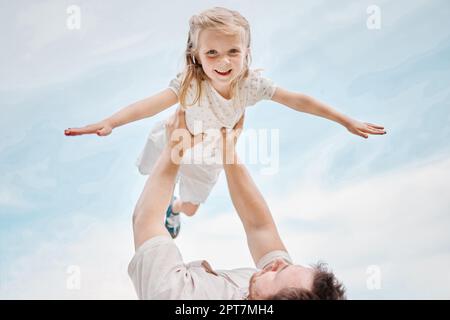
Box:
[65,7,386,238]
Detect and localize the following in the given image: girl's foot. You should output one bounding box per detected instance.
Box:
[172,199,200,217]
[165,197,180,239]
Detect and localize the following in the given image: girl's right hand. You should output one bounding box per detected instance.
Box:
[64,121,113,136]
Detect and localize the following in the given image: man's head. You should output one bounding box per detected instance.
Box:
[247,259,346,300]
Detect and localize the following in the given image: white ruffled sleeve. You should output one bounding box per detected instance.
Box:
[168,73,183,97]
[245,69,277,107]
[168,73,198,107]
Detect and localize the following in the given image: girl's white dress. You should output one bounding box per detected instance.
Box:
[136,69,277,204]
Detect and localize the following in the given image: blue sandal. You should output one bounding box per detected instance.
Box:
[165,196,180,239]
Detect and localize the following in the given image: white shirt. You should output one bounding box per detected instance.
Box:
[168,69,277,136]
[128,235,293,300]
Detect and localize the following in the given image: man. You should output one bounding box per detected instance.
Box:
[129,107,346,300]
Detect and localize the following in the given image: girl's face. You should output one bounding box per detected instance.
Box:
[197,29,248,86]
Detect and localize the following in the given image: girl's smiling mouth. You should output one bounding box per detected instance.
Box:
[215,69,232,76]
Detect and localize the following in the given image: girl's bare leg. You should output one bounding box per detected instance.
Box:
[172,200,200,217]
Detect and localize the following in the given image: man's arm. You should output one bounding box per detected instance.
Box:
[132,146,178,250]
[221,120,287,265]
[132,108,195,251]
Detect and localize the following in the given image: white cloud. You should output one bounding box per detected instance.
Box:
[90,32,152,57]
[1,0,449,300]
[2,150,449,299]
[1,216,136,299]
[0,0,344,91]
[0,188,29,210]
[15,0,71,52]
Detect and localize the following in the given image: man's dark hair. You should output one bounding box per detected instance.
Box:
[268,262,347,300]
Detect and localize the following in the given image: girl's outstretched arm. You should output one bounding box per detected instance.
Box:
[64,88,178,136]
[271,87,387,139]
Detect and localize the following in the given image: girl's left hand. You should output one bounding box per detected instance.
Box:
[346,120,386,139]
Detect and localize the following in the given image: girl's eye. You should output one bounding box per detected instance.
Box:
[206,50,239,55]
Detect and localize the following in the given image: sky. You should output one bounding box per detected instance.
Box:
[0,0,449,299]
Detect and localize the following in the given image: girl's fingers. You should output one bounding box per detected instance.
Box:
[354,129,368,138]
[370,126,385,132]
[65,124,104,136]
[363,125,387,135]
[364,127,385,135]
[365,122,384,129]
[65,128,87,136]
[65,126,96,135]
[70,128,88,134]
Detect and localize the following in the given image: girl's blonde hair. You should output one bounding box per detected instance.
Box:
[177,7,253,109]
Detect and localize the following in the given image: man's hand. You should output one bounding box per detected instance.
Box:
[220,112,245,165]
[345,119,386,139]
[64,120,113,136]
[165,107,204,163]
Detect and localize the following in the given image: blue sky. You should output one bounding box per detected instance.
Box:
[1,0,449,299]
